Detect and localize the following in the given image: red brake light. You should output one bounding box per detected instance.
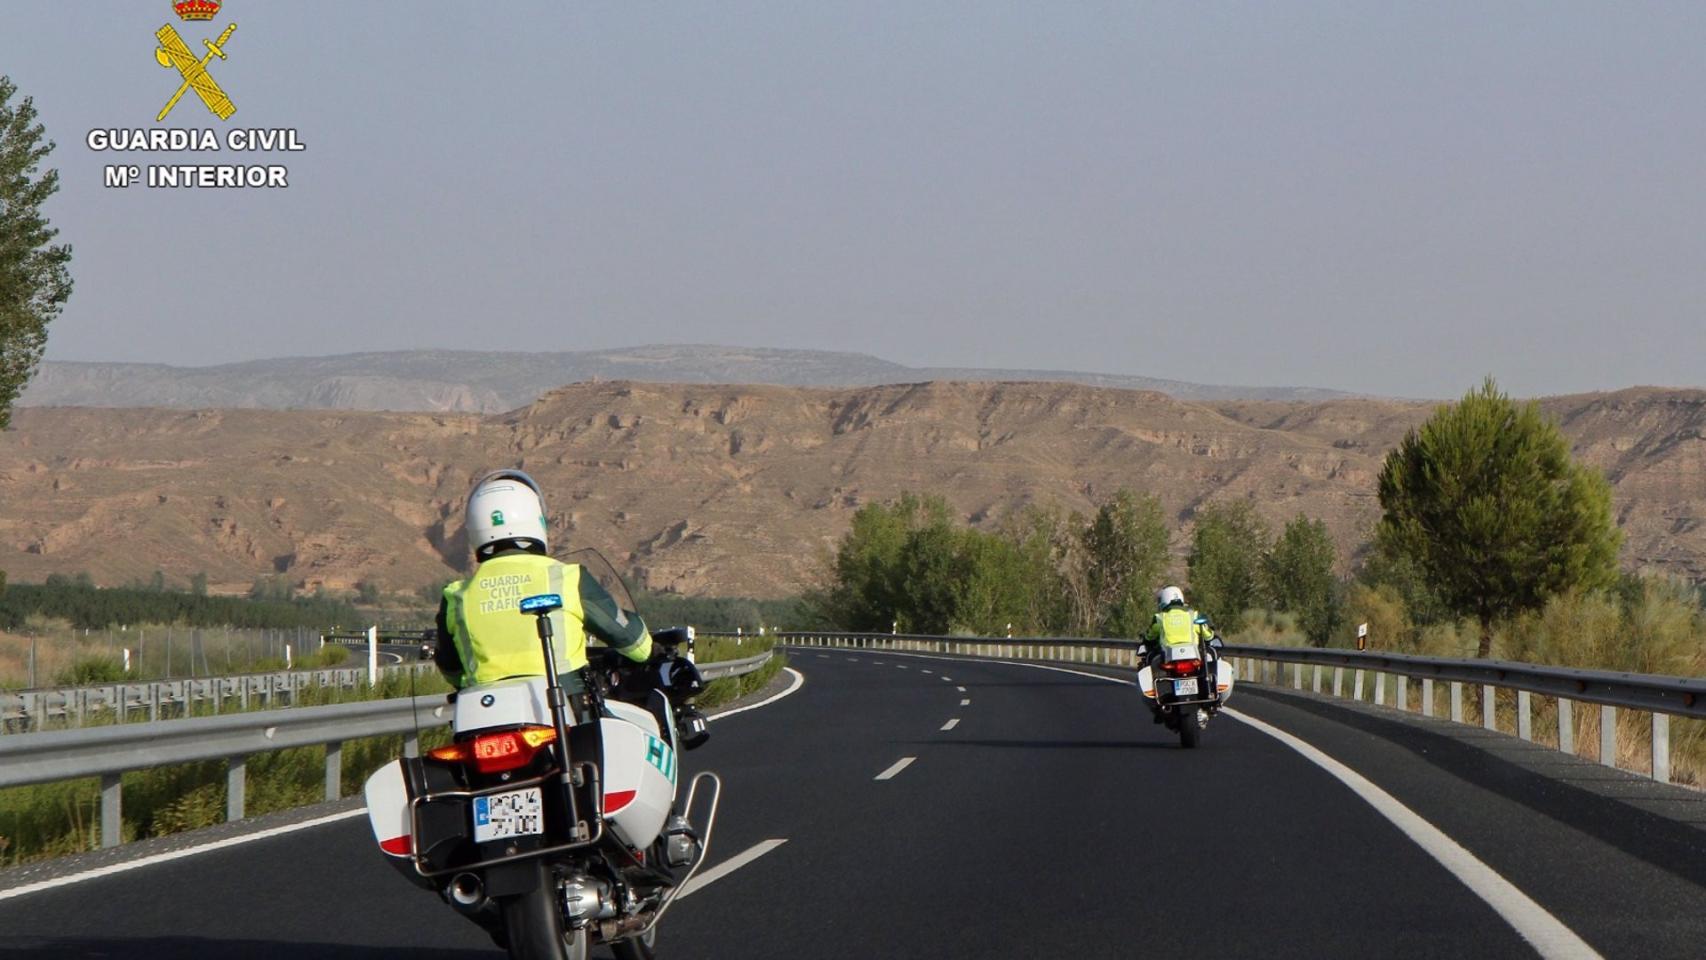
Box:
[431,726,558,774]
[1162,659,1202,676]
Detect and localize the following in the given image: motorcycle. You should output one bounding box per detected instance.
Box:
[1136,631,1235,748]
[364,550,719,960]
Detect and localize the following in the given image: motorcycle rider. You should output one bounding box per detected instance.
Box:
[1139,585,1217,723]
[433,469,653,700]
[433,469,701,864]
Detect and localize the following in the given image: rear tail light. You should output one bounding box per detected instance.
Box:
[1162,658,1202,676]
[428,725,558,774]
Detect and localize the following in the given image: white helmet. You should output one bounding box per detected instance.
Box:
[1157,585,1185,610]
[466,469,549,561]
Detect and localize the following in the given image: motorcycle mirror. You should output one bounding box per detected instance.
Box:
[1209,636,1224,649]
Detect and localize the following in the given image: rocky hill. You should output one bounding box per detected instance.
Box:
[20,346,1354,413]
[0,381,1699,599]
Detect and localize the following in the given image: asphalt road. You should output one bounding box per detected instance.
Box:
[1,649,1703,958]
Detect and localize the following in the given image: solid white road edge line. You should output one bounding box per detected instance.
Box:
[875,757,916,780]
[676,838,789,899]
[0,809,367,903]
[0,666,810,902]
[818,647,1600,960]
[706,667,806,723]
[940,718,960,731]
[1225,708,1602,960]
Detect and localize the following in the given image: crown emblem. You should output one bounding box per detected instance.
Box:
[173,0,221,21]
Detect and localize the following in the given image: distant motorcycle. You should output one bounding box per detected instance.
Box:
[364,551,718,960]
[1136,633,1235,748]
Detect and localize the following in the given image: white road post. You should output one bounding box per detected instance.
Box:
[367,626,379,687]
[123,648,132,673]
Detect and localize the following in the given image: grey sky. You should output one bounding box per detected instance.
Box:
[5,1,1703,398]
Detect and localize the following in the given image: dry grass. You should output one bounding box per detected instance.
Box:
[0,616,330,689]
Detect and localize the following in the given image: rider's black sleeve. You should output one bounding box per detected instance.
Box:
[432,596,464,683]
[577,572,653,662]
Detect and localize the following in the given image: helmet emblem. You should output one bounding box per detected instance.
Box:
[480,694,496,707]
[490,510,505,527]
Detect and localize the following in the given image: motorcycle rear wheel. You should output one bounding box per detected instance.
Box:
[1178,709,1202,749]
[499,864,590,960]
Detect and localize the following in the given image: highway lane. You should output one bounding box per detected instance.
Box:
[1,651,1698,957]
[668,652,1534,959]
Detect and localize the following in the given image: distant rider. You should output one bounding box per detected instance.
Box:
[1139,585,1217,722]
[433,469,652,695]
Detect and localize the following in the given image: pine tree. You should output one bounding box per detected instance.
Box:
[0,76,73,430]
[1377,377,1621,657]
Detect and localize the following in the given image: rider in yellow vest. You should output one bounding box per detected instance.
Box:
[433,470,651,689]
[1141,585,1216,722]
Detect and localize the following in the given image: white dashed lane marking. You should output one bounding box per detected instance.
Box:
[875,757,916,781]
[940,718,960,731]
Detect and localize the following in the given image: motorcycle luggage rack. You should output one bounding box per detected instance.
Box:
[407,760,605,879]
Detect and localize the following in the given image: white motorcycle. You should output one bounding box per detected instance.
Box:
[364,552,719,960]
[1136,633,1235,748]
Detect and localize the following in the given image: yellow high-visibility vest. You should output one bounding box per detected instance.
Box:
[443,554,588,684]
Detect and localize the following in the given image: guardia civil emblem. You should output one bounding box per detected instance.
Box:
[155,1,238,122]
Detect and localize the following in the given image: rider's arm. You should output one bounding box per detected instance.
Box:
[579,574,653,663]
[432,593,466,686]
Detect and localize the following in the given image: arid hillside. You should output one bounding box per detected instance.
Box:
[0,382,1700,598]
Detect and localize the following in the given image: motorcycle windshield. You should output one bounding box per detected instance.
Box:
[562,547,639,647]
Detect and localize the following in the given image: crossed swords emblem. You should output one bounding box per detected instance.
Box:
[155,22,238,122]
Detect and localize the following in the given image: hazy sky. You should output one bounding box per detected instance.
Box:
[5,2,1703,397]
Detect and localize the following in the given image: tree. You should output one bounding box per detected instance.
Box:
[0,76,73,430]
[1377,377,1621,657]
[1265,514,1342,645]
[1080,490,1171,637]
[1187,500,1272,632]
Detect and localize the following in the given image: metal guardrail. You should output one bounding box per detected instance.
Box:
[0,663,438,733]
[0,650,775,850]
[776,631,1696,785]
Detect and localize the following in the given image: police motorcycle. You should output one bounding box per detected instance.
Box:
[364,551,719,960]
[1135,624,1236,749]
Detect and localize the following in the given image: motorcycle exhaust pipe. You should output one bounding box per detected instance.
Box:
[447,873,487,911]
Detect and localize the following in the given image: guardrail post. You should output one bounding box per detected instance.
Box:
[1422,679,1434,717]
[1600,705,1617,768]
[1397,676,1408,712]
[1653,714,1670,784]
[1517,691,1532,740]
[101,773,122,848]
[326,741,343,801]
[1353,669,1364,701]
[1482,685,1496,730]
[1312,665,1322,694]
[227,756,246,822]
[1450,682,1462,723]
[404,733,420,759]
[1332,668,1343,698]
[1374,672,1385,706]
[1293,664,1302,690]
[1558,699,1574,755]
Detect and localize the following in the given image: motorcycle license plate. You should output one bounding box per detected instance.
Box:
[472,787,544,843]
[1172,678,1200,697]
